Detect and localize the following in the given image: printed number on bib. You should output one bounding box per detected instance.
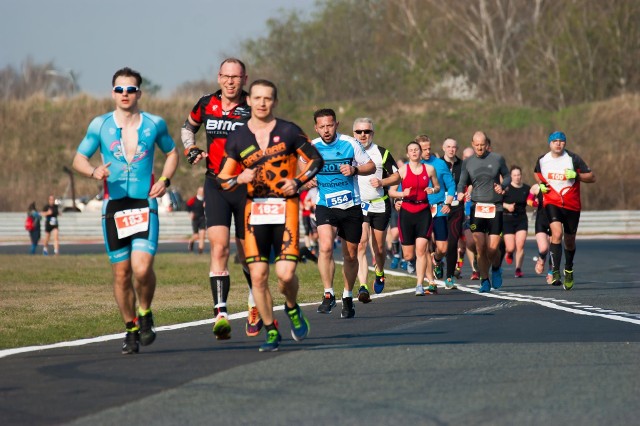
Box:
[474,202,496,219]
[546,171,567,181]
[326,190,354,209]
[114,208,150,239]
[361,202,370,216]
[250,198,286,225]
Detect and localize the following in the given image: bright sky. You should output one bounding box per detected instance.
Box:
[0,0,316,97]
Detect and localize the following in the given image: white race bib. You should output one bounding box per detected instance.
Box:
[249,198,286,225]
[474,202,496,219]
[114,207,150,239]
[361,201,370,216]
[431,204,438,217]
[325,190,354,210]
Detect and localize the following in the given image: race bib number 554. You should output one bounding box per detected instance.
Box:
[114,208,150,239]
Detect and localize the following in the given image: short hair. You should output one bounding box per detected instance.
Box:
[414,134,431,143]
[249,79,278,101]
[406,141,421,152]
[112,67,142,87]
[314,108,336,123]
[219,57,246,75]
[353,117,374,131]
[442,137,458,148]
[510,165,522,173]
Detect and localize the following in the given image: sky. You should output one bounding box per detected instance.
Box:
[0,0,317,97]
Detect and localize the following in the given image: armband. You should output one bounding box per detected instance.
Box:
[185,146,205,165]
[526,193,536,207]
[159,176,170,187]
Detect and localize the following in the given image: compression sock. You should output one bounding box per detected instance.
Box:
[564,248,576,271]
[210,271,230,315]
[549,243,562,272]
[242,264,253,290]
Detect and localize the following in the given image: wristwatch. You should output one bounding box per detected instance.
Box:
[159,176,171,187]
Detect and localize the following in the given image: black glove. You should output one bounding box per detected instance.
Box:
[184,147,205,165]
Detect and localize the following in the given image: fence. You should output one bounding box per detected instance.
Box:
[1,210,639,242]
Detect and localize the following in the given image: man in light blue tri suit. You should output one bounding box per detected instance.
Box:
[73,67,178,355]
[311,108,375,319]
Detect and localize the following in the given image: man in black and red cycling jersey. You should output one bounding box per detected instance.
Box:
[181,58,261,340]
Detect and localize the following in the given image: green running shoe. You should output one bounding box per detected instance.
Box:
[286,304,310,341]
[563,269,574,290]
[213,313,231,340]
[259,329,282,352]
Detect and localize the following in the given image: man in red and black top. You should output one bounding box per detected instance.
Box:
[181,58,261,340]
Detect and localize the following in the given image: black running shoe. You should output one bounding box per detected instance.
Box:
[138,311,156,346]
[122,330,139,355]
[341,297,355,319]
[317,292,336,314]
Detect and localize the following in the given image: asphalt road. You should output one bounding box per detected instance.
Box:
[1,238,639,425]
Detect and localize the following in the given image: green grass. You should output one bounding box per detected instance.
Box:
[0,253,417,349]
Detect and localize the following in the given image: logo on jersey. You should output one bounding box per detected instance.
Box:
[319,159,351,175]
[205,119,245,135]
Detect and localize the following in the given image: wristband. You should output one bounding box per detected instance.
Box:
[90,167,97,178]
[159,176,171,187]
[293,178,302,190]
[352,166,359,176]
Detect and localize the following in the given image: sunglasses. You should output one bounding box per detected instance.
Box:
[113,86,140,94]
[354,129,373,135]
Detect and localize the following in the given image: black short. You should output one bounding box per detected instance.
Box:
[389,204,399,229]
[398,207,432,245]
[534,208,550,235]
[302,215,317,235]
[191,216,206,233]
[502,213,528,234]
[204,175,246,239]
[315,205,363,244]
[469,203,503,235]
[545,204,581,235]
[363,209,391,231]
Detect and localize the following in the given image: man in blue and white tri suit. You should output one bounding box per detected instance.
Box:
[73,67,179,355]
[312,109,375,319]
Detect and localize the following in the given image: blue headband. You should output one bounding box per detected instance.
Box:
[548,131,566,144]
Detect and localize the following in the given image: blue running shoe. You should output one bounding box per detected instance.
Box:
[390,256,400,269]
[373,273,385,294]
[479,279,491,293]
[400,260,408,270]
[259,329,282,352]
[491,267,503,289]
[286,304,310,341]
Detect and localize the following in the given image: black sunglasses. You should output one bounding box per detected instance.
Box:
[113,85,140,94]
[354,129,373,135]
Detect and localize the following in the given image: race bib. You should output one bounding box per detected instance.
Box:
[431,204,438,217]
[50,217,57,226]
[114,207,150,239]
[249,198,286,225]
[474,202,496,219]
[326,190,354,210]
[361,201,370,216]
[546,171,567,181]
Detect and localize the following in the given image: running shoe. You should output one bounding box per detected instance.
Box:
[415,284,425,296]
[445,277,457,290]
[432,255,444,279]
[259,329,282,352]
[456,257,464,270]
[407,261,416,274]
[514,268,524,278]
[470,271,480,281]
[535,257,545,275]
[426,283,438,294]
[187,241,194,252]
[563,269,574,291]
[400,260,408,270]
[246,305,263,337]
[491,267,503,289]
[43,248,48,256]
[453,267,462,279]
[357,285,371,303]
[373,273,385,294]
[479,279,491,293]
[317,292,336,314]
[138,311,156,346]
[122,330,139,355]
[213,313,231,340]
[547,270,562,286]
[505,252,513,265]
[390,256,400,269]
[341,297,355,319]
[286,304,310,341]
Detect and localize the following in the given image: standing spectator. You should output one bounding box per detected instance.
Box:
[42,194,60,256]
[502,166,531,278]
[72,66,178,354]
[534,131,595,290]
[26,202,42,255]
[186,186,206,254]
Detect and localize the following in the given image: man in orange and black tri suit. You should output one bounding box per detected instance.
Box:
[217,79,324,352]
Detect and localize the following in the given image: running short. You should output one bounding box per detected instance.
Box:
[398,207,432,245]
[243,198,299,264]
[430,216,448,242]
[204,175,246,239]
[315,204,363,244]
[102,197,159,263]
[469,202,503,235]
[534,208,550,235]
[363,208,391,232]
[545,204,580,235]
[302,215,317,235]
[502,213,528,234]
[389,202,399,229]
[191,216,206,233]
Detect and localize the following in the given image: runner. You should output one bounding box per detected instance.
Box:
[372,141,440,296]
[527,183,552,277]
[72,66,178,354]
[312,108,375,319]
[353,118,398,301]
[42,194,60,256]
[186,186,206,254]
[180,58,261,339]
[534,131,595,289]
[502,166,531,278]
[217,79,323,351]
[457,131,511,293]
[441,138,465,287]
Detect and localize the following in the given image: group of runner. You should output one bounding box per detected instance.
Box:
[72,58,595,354]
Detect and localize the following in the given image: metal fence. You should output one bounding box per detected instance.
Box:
[1,210,639,242]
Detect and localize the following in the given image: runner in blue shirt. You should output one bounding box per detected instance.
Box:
[73,67,178,355]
